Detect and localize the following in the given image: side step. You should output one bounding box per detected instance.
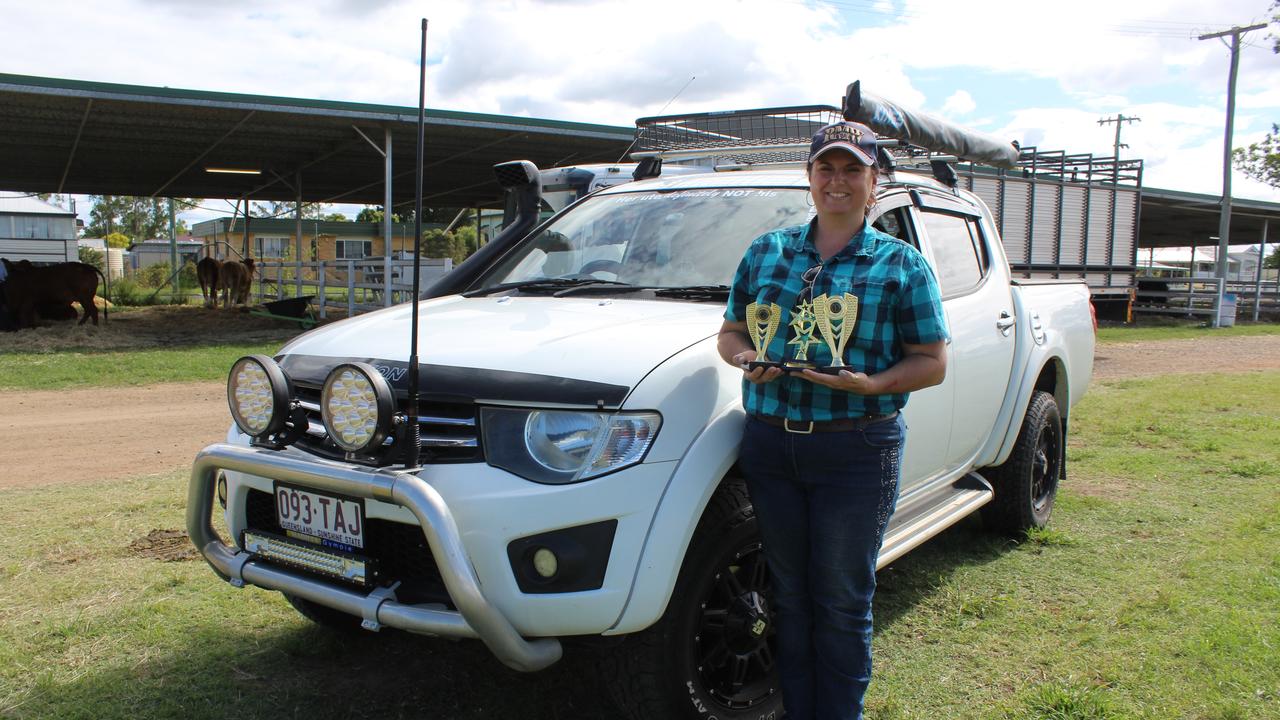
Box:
[877,473,993,569]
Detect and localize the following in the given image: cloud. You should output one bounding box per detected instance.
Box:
[942,90,975,117]
[3,0,1278,214]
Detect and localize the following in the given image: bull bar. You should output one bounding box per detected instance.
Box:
[187,442,563,672]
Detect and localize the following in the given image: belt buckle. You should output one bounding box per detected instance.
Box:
[783,418,814,435]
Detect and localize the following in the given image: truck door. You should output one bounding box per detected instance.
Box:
[914,201,1017,470]
[869,200,954,489]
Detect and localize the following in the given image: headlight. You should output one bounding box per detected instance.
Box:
[227,355,291,438]
[321,362,395,454]
[481,408,660,484]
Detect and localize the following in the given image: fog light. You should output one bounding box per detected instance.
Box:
[532,548,558,578]
[216,472,228,509]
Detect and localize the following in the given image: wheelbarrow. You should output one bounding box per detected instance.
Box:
[250,295,318,329]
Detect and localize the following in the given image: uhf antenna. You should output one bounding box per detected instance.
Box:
[404,18,428,468]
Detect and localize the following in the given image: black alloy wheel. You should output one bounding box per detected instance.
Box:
[983,390,1063,534]
[600,480,785,720]
[690,541,777,710]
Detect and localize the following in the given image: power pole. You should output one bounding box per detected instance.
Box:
[1097,114,1141,159]
[1199,22,1268,281]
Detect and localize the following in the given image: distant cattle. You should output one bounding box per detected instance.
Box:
[219,258,255,308]
[197,257,222,308]
[1,258,107,329]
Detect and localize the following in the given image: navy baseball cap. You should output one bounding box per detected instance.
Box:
[809,121,878,166]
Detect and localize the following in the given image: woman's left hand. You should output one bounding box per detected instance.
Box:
[799,368,879,395]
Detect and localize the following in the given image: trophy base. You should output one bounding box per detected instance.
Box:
[748,361,853,376]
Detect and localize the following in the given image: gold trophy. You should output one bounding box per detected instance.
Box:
[745,301,783,372]
[811,292,859,373]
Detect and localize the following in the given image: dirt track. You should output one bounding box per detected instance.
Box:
[1,334,1278,489]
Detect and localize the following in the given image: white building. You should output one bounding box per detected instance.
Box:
[1145,245,1276,282]
[0,192,78,264]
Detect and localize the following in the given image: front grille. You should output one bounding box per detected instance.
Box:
[292,383,482,464]
[244,488,451,607]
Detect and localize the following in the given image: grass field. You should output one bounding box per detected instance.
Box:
[0,342,290,391]
[0,369,1276,719]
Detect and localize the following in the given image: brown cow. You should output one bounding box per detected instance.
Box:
[1,259,107,328]
[196,257,223,308]
[219,258,255,308]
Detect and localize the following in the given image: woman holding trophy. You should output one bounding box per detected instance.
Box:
[717,120,949,720]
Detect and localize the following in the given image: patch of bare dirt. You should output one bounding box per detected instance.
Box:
[1092,334,1280,380]
[0,380,229,489]
[1,303,311,352]
[128,528,198,562]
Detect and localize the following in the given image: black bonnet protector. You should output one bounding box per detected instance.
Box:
[276,354,630,409]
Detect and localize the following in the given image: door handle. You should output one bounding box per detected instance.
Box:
[996,311,1016,335]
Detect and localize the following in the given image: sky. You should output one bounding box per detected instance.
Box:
[2,0,1278,233]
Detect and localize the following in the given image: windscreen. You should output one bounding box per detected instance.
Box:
[475,188,812,289]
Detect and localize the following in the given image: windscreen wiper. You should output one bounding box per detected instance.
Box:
[653,284,731,300]
[462,277,632,297]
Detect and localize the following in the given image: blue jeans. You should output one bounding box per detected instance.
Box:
[738,414,904,720]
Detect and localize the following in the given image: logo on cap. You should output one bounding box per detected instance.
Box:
[824,124,863,144]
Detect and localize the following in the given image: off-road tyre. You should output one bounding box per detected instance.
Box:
[599,479,784,720]
[284,592,364,632]
[983,390,1063,535]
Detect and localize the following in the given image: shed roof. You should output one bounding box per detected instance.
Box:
[0,191,76,215]
[1140,186,1280,248]
[0,73,634,208]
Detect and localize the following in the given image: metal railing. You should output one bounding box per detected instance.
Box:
[252,257,454,319]
[1226,279,1280,321]
[1132,276,1229,326]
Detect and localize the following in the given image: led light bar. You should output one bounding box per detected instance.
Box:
[243,531,370,586]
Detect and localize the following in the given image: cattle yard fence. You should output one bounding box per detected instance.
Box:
[251,257,454,319]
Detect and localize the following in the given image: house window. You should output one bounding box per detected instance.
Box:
[256,236,289,258]
[336,240,373,259]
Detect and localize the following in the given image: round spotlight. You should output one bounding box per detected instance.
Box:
[216,472,228,509]
[321,362,395,453]
[532,548,559,578]
[227,355,291,438]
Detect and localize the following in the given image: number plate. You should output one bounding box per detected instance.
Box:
[274,484,365,550]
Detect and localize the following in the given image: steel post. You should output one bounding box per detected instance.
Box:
[296,173,303,297]
[168,198,178,302]
[385,127,393,307]
[1255,220,1268,322]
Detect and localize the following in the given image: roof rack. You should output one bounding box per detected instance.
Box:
[632,94,1142,188]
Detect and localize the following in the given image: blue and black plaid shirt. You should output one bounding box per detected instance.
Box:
[725,219,949,421]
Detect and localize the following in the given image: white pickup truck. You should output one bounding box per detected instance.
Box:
[188,99,1095,720]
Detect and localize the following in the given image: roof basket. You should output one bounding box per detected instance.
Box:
[634,105,840,165]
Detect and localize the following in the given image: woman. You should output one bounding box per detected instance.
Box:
[717,120,949,720]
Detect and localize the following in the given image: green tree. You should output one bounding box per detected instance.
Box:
[78,245,104,272]
[252,200,329,219]
[324,212,349,222]
[104,232,131,249]
[357,206,406,224]
[1265,245,1279,270]
[1234,124,1280,188]
[85,196,193,241]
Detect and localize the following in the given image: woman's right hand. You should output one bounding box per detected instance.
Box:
[732,350,784,384]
